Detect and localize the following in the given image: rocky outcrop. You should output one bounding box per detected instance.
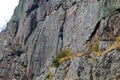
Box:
[0,0,120,80]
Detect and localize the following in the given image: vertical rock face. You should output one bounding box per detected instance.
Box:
[0,0,120,80]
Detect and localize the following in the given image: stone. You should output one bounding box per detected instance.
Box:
[20,54,28,67]
[0,53,3,61]
[0,0,120,80]
[3,40,9,47]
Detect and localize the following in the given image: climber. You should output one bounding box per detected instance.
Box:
[59,26,64,40]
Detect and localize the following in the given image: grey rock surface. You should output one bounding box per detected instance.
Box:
[0,0,120,80]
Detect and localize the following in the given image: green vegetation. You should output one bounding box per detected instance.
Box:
[91,36,120,62]
[92,42,99,52]
[52,58,59,67]
[52,50,70,67]
[46,72,51,80]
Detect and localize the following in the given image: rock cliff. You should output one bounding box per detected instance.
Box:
[0,0,120,80]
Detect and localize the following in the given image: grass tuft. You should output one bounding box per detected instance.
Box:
[52,50,71,67]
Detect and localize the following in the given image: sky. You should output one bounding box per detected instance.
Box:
[0,0,19,32]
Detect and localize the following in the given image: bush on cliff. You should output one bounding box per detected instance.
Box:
[52,50,70,67]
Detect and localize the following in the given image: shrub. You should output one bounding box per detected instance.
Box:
[52,58,59,67]
[52,50,70,67]
[58,50,70,58]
